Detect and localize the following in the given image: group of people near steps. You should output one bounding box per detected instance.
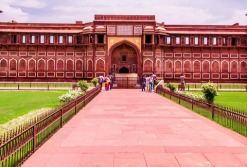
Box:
[98,73,114,91]
[140,73,157,92]
[98,72,157,92]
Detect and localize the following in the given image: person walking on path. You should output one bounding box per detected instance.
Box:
[108,73,114,90]
[145,75,150,92]
[179,73,185,91]
[98,75,104,90]
[149,74,154,93]
[140,75,146,91]
[104,75,110,91]
[152,72,157,90]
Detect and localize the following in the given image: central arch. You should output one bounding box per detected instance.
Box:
[109,40,140,76]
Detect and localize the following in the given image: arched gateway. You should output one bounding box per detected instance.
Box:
[109,40,141,88]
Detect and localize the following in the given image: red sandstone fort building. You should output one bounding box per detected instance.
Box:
[0,15,246,82]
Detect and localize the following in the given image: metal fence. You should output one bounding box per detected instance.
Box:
[0,86,101,167]
[156,85,247,137]
[0,82,76,90]
[163,82,247,92]
[113,77,139,88]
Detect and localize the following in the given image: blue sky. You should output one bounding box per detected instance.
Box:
[0,0,246,25]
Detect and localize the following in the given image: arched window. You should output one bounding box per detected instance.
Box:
[48,59,55,71]
[221,61,229,73]
[241,61,247,72]
[0,59,7,70]
[156,60,161,71]
[231,61,237,73]
[19,59,26,71]
[193,61,201,72]
[67,60,73,71]
[165,60,173,72]
[202,61,210,73]
[96,59,104,72]
[29,59,36,71]
[184,61,191,73]
[57,60,64,71]
[87,60,93,71]
[76,60,83,71]
[9,59,17,70]
[38,59,45,71]
[175,61,182,72]
[212,61,219,72]
[144,60,152,72]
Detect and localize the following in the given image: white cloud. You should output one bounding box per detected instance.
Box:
[0,1,29,22]
[217,8,247,25]
[9,0,46,9]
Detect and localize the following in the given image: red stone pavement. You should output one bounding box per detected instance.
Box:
[23,89,247,167]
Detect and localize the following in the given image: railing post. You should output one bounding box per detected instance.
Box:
[192,99,194,110]
[47,84,49,91]
[33,124,37,152]
[83,95,86,107]
[18,84,20,90]
[212,105,215,120]
[60,109,63,127]
[75,100,77,114]
[179,94,181,104]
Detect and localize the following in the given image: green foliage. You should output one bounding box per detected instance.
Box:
[91,77,98,87]
[78,80,88,92]
[178,91,205,101]
[166,82,177,92]
[58,90,84,102]
[201,82,218,103]
[154,79,160,85]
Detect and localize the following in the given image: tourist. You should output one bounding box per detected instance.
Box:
[145,75,150,92]
[140,75,146,91]
[108,73,114,90]
[149,74,154,92]
[104,75,110,91]
[98,75,104,90]
[180,74,185,91]
[152,72,157,90]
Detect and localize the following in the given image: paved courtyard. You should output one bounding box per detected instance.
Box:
[23,89,247,167]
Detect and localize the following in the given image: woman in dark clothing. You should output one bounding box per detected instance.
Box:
[140,75,146,91]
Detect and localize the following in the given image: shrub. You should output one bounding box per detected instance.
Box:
[78,80,88,92]
[177,91,205,101]
[58,90,83,102]
[166,82,177,92]
[154,79,160,85]
[201,82,218,103]
[91,77,98,87]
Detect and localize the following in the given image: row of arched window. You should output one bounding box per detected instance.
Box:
[1,58,247,73]
[143,59,247,73]
[0,58,106,72]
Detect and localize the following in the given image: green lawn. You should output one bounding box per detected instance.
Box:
[187,91,247,113]
[214,92,247,112]
[0,91,66,124]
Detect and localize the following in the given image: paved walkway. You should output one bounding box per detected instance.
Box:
[23,89,247,167]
